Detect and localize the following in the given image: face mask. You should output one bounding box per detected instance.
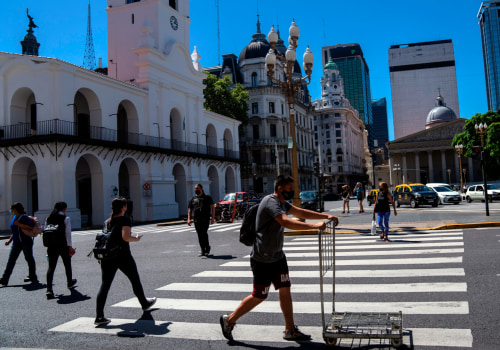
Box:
[282,190,294,200]
[195,190,201,196]
[379,187,384,191]
[9,210,14,215]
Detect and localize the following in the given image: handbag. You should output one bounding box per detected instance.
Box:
[371,214,377,236]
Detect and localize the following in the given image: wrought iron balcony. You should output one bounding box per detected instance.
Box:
[0,119,239,161]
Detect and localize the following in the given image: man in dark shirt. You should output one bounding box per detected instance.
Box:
[220,175,339,341]
[187,184,215,257]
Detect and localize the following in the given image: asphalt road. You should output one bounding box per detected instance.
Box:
[0,200,499,349]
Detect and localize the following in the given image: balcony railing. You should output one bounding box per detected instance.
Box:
[0,119,239,160]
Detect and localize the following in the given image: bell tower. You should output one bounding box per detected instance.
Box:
[106,0,191,81]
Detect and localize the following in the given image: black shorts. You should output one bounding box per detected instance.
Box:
[250,256,291,299]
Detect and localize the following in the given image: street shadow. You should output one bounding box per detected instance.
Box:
[57,288,92,304]
[105,311,171,337]
[227,340,327,349]
[204,255,237,260]
[22,281,46,291]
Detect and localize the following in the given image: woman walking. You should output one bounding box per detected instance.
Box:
[0,202,38,286]
[372,182,397,241]
[44,202,77,299]
[95,197,156,327]
[341,185,351,214]
[355,182,365,213]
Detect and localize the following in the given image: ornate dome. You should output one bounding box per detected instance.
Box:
[324,57,338,70]
[425,93,457,128]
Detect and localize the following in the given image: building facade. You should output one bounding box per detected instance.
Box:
[389,40,460,139]
[322,44,374,150]
[478,1,500,111]
[206,19,315,195]
[0,0,240,230]
[312,58,368,194]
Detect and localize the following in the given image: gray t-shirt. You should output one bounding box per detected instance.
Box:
[251,194,292,263]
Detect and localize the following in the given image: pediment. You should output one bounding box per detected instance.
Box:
[389,119,466,145]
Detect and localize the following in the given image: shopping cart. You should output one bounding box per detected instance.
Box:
[318,220,404,347]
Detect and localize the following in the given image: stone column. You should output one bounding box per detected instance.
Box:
[428,150,434,182]
[415,151,421,183]
[402,152,407,184]
[468,157,474,183]
[441,150,447,183]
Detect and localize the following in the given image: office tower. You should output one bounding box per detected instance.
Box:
[372,98,389,148]
[478,1,500,111]
[389,40,460,139]
[322,44,374,149]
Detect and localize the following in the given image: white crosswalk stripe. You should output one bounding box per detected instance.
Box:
[49,226,473,348]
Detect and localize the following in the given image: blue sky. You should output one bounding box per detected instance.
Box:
[1,0,487,140]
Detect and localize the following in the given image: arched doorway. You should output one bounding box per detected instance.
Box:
[225,167,236,193]
[118,158,141,219]
[11,158,38,215]
[205,124,217,155]
[73,92,91,138]
[75,155,103,227]
[116,100,139,144]
[208,166,219,202]
[10,87,39,136]
[173,163,187,216]
[170,108,183,150]
[223,129,234,158]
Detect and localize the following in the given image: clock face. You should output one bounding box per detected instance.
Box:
[170,16,178,30]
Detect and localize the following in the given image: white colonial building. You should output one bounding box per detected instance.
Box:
[0,0,240,230]
[312,58,368,194]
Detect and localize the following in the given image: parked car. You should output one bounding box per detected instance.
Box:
[465,184,500,203]
[300,191,318,211]
[367,189,378,206]
[426,183,453,191]
[219,192,261,216]
[426,184,461,205]
[393,183,439,208]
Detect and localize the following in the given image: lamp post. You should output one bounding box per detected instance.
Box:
[393,163,401,186]
[454,144,464,194]
[475,122,489,216]
[265,20,314,208]
[462,168,467,190]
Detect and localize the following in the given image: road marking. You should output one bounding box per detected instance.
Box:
[158,282,467,293]
[113,298,469,315]
[286,236,463,245]
[48,317,473,348]
[223,256,463,267]
[284,242,464,251]
[292,231,463,241]
[277,248,465,258]
[193,268,465,278]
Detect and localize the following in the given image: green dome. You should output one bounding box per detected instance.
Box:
[324,57,338,70]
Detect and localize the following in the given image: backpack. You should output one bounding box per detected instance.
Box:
[21,216,43,238]
[92,221,121,261]
[42,215,66,247]
[239,203,260,246]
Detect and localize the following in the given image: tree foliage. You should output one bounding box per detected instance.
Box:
[452,111,500,158]
[202,73,249,124]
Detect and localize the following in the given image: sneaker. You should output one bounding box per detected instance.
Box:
[46,290,55,300]
[283,325,311,341]
[24,277,38,283]
[142,297,157,311]
[67,279,77,289]
[94,317,111,327]
[206,246,211,256]
[220,314,235,341]
[341,211,345,214]
[0,278,7,286]
[198,252,204,257]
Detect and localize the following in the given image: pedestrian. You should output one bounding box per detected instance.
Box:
[44,202,77,300]
[0,202,38,286]
[355,182,365,213]
[341,185,351,214]
[95,197,156,327]
[220,175,339,342]
[187,184,215,257]
[372,182,397,241]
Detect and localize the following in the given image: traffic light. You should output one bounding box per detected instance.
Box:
[472,145,481,153]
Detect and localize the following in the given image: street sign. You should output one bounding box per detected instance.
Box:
[288,136,293,149]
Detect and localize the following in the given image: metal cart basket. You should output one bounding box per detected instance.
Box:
[318,220,404,347]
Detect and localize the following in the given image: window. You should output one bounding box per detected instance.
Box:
[326,131,330,139]
[270,124,276,137]
[281,104,284,114]
[132,14,135,24]
[325,124,329,129]
[252,150,261,163]
[335,113,341,118]
[269,102,275,113]
[335,123,341,128]
[253,125,260,139]
[338,166,343,172]
[337,156,342,162]
[252,102,258,114]
[251,72,258,87]
[169,0,177,10]
[336,139,342,143]
[336,130,341,137]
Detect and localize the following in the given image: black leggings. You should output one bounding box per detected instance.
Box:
[96,251,147,318]
[46,245,72,291]
[194,220,210,253]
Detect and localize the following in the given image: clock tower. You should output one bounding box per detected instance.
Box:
[106,0,191,82]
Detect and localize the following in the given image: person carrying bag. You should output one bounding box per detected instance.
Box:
[372,182,397,241]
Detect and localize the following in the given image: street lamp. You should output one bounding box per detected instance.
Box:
[265,20,314,208]
[462,168,467,190]
[475,122,489,216]
[454,144,464,194]
[393,163,401,186]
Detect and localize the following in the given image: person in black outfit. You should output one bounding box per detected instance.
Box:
[95,197,156,327]
[0,202,37,286]
[187,184,215,257]
[45,202,77,299]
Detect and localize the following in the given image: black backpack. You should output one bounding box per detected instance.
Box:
[239,203,260,246]
[42,215,66,248]
[92,221,121,261]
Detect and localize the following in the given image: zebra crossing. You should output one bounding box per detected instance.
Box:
[50,227,473,348]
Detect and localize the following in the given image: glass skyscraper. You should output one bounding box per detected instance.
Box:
[322,44,374,149]
[478,1,500,111]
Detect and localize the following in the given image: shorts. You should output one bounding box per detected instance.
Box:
[250,256,291,299]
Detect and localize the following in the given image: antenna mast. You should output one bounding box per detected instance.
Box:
[83,1,96,70]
